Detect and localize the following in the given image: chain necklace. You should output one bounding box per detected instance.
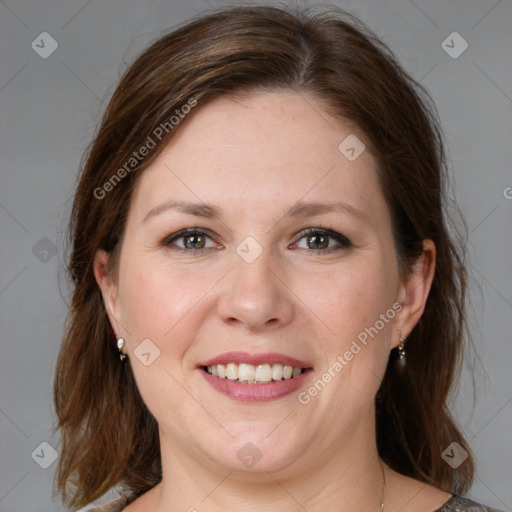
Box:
[379,460,386,511]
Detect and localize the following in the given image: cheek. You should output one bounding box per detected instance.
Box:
[116,257,207,423]
[301,262,397,343]
[117,253,220,361]
[295,257,399,410]
[119,265,175,340]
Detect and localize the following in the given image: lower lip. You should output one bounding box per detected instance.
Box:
[200,369,313,403]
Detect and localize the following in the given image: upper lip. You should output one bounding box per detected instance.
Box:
[198,351,312,369]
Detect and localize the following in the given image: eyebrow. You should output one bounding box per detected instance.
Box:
[287,201,367,221]
[143,199,367,223]
[143,200,223,223]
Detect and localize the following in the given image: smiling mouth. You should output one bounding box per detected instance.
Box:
[203,363,306,384]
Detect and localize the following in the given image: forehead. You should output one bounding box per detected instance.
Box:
[129,91,386,223]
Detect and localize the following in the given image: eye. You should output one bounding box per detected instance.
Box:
[163,229,220,251]
[292,228,352,253]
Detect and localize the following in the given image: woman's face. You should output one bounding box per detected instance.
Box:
[96,91,428,477]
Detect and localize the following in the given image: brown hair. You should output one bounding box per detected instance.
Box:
[54,5,473,509]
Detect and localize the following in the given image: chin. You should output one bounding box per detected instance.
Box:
[196,426,307,476]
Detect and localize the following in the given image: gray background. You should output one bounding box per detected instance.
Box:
[0,0,511,511]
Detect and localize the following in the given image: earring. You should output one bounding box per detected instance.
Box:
[117,337,127,361]
[397,331,407,369]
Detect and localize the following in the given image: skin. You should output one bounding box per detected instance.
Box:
[95,91,448,511]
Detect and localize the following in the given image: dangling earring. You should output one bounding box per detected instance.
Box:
[117,337,127,361]
[397,331,407,369]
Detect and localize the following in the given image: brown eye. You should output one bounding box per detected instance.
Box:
[306,233,329,250]
[164,229,219,251]
[183,234,206,249]
[293,228,352,253]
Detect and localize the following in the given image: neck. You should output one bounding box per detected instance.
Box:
[151,411,386,511]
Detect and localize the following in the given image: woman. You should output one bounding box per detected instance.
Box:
[53,5,502,512]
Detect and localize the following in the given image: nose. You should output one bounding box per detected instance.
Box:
[216,252,294,332]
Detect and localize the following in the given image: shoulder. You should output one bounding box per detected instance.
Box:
[84,496,131,512]
[84,493,505,512]
[436,495,505,512]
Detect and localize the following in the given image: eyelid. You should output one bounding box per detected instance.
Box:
[162,228,220,250]
[161,227,352,253]
[291,227,352,251]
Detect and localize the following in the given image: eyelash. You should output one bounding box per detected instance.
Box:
[162,227,352,255]
[162,228,220,252]
[294,228,352,253]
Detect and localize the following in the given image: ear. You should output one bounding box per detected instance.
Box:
[392,239,436,348]
[93,249,122,337]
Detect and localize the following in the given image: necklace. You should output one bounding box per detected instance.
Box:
[379,460,386,511]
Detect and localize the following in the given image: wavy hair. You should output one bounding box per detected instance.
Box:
[54,5,473,510]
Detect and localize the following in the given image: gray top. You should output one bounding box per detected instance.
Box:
[86,494,504,511]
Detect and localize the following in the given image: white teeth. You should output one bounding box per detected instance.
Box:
[205,362,305,383]
[292,367,302,378]
[272,363,283,380]
[238,363,255,381]
[255,364,272,382]
[226,363,238,380]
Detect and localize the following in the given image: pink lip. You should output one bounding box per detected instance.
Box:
[200,368,314,403]
[197,351,311,369]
